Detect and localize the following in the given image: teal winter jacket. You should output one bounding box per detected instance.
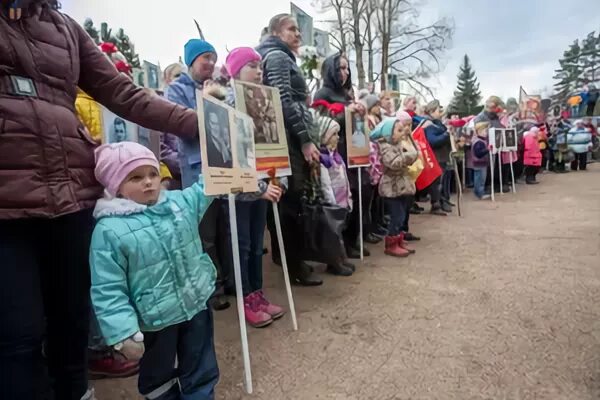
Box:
[89,181,216,346]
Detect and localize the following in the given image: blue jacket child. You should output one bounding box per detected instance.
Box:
[90,142,219,398]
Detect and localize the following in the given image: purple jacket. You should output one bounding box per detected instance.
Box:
[160,132,181,176]
[471,136,489,168]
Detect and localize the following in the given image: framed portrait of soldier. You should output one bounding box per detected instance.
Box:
[233,111,258,192]
[198,93,257,195]
[101,108,138,144]
[132,68,145,87]
[502,128,518,152]
[345,109,370,167]
[488,128,503,154]
[143,61,161,90]
[233,80,291,178]
[137,127,161,159]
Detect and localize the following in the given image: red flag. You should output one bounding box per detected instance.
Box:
[412,125,442,191]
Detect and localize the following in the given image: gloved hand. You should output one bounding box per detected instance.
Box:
[114,331,145,361]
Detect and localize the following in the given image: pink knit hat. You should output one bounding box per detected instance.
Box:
[395,110,412,123]
[225,47,262,78]
[94,142,160,197]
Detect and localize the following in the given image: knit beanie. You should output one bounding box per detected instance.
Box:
[369,118,397,141]
[184,39,216,67]
[395,110,412,124]
[225,47,262,78]
[315,113,341,145]
[94,142,160,197]
[361,94,380,112]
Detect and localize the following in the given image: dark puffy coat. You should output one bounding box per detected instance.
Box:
[256,36,313,190]
[424,118,451,164]
[0,2,197,219]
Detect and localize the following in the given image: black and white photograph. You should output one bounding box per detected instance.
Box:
[137,127,161,159]
[234,113,256,170]
[101,108,138,143]
[204,98,233,169]
[132,68,145,87]
[345,109,370,167]
[503,128,518,151]
[488,128,503,154]
[143,61,160,89]
[242,85,279,144]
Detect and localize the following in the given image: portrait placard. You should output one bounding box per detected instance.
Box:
[345,109,370,167]
[502,128,518,152]
[488,127,503,154]
[137,127,162,160]
[233,111,258,193]
[143,61,161,90]
[101,108,138,144]
[198,93,257,195]
[233,80,291,178]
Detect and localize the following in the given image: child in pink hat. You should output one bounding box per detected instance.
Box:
[224,47,287,328]
[90,141,220,398]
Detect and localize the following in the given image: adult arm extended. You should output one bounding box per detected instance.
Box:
[72,17,197,139]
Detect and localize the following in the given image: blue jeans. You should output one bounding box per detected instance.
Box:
[138,309,219,400]
[384,197,409,236]
[473,168,488,198]
[236,199,268,296]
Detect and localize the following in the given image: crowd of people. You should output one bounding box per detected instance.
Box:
[1,2,599,400]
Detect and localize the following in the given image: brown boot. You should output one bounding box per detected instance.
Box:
[384,236,410,258]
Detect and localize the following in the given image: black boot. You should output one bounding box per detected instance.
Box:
[209,295,231,311]
[409,203,422,215]
[525,175,538,185]
[346,245,370,258]
[326,262,353,276]
[292,262,323,286]
[404,232,421,241]
[441,201,452,213]
[430,203,447,216]
[342,260,356,272]
[364,232,382,244]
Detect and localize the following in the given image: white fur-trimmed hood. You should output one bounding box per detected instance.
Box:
[93,191,166,219]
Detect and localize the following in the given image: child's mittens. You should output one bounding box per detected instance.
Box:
[114,331,145,361]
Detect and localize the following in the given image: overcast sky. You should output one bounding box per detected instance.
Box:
[62,0,600,105]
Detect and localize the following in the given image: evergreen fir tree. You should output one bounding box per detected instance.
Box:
[552,40,583,103]
[580,31,600,83]
[114,28,141,68]
[447,55,482,116]
[83,18,100,44]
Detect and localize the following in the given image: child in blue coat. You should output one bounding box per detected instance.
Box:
[90,142,219,399]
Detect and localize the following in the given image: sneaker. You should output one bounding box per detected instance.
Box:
[364,232,382,244]
[342,260,356,272]
[255,290,285,320]
[480,194,491,200]
[88,351,139,379]
[244,293,273,328]
[430,204,447,216]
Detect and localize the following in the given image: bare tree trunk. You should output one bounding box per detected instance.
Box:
[350,0,366,88]
[334,0,347,53]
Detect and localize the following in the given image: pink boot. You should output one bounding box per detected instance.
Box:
[397,233,415,254]
[384,236,410,258]
[256,290,285,320]
[244,292,273,328]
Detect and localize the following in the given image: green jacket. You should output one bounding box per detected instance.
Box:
[89,181,216,346]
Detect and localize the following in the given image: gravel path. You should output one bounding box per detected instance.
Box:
[95,164,600,400]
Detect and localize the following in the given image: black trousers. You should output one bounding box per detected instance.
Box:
[138,310,219,399]
[343,184,372,249]
[571,152,588,171]
[0,209,94,400]
[428,176,442,204]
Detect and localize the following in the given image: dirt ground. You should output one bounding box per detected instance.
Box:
[95,165,600,400]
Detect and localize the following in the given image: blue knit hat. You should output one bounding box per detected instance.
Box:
[370,118,398,141]
[184,39,216,67]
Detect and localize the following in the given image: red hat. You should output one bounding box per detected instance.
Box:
[114,60,132,74]
[100,42,118,54]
